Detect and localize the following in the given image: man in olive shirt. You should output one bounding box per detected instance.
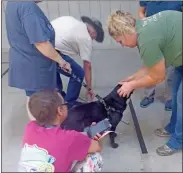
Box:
[107,10,182,156]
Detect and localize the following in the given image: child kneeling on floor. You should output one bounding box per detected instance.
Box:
[18,89,103,172]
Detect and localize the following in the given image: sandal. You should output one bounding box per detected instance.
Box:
[154,128,170,137]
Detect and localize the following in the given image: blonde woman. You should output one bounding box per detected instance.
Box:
[107,10,182,156]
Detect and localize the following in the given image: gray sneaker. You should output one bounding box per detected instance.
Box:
[156,144,181,156]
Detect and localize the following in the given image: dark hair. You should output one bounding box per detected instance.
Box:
[28,89,64,125]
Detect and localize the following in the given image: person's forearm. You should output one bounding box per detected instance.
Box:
[34,41,65,64]
[131,74,165,89]
[84,65,92,89]
[138,7,146,19]
[130,66,148,80]
[139,12,146,19]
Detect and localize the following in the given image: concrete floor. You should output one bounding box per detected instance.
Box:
[1,51,182,172]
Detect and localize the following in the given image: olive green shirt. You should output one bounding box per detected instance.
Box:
[136,10,182,67]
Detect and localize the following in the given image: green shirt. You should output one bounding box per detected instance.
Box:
[136,10,182,67]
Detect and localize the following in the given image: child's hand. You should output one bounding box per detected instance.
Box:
[91,122,102,140]
[93,133,102,141]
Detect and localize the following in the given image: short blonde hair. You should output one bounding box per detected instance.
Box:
[107,10,136,37]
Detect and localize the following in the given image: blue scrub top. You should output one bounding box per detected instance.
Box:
[139,1,182,17]
[5,1,57,91]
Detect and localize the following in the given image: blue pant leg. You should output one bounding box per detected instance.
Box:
[167,80,182,149]
[165,66,182,134]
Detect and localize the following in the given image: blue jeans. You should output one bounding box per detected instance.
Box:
[165,66,182,149]
[57,53,85,103]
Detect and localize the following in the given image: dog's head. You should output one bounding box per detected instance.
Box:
[103,84,132,114]
[100,84,132,126]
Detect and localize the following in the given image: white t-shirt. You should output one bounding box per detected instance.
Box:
[51,16,92,62]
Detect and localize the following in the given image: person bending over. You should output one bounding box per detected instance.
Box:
[51,16,104,108]
[107,10,182,156]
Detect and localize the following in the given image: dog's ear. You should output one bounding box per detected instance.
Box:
[103,92,113,104]
[116,84,122,89]
[104,84,133,104]
[104,84,122,103]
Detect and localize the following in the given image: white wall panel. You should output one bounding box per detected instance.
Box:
[46,1,60,21]
[2,1,9,52]
[58,1,70,16]
[78,0,91,17]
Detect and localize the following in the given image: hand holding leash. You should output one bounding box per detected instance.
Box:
[59,61,72,73]
[86,89,96,101]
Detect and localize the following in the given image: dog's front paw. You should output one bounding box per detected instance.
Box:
[111,142,119,148]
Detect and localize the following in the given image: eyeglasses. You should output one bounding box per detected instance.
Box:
[61,102,68,106]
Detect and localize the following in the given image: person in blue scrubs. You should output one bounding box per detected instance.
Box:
[5,0,71,120]
[138,1,182,110]
[139,1,182,18]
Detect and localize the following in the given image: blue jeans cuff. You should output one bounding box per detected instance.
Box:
[167,137,182,150]
[164,124,174,134]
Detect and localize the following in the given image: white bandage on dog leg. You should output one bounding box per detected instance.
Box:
[26,97,36,121]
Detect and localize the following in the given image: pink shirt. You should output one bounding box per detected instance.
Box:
[18,121,91,172]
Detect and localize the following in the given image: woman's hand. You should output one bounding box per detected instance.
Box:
[117,81,135,97]
[59,60,72,74]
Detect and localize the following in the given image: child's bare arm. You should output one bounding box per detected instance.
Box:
[81,122,102,154]
[88,140,102,154]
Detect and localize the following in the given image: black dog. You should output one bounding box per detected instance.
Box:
[61,84,132,148]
